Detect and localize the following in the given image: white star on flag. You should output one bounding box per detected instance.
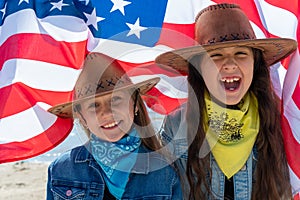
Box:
[50,0,69,11]
[110,0,131,15]
[18,0,29,5]
[0,4,7,18]
[126,18,147,39]
[84,8,104,31]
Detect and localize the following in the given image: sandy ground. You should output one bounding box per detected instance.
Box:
[0,161,49,200]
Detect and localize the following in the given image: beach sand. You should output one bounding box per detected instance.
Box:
[0,161,49,200]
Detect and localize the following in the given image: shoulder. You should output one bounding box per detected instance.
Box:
[48,145,92,173]
[50,145,85,163]
[47,145,104,182]
[160,103,187,139]
[159,104,189,158]
[139,145,179,176]
[124,156,182,199]
[164,103,187,127]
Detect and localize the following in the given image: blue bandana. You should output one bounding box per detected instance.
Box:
[90,128,141,199]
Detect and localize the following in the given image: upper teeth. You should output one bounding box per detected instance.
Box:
[221,77,240,83]
[103,122,118,128]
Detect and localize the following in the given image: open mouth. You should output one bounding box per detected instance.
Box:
[101,121,120,129]
[220,77,241,91]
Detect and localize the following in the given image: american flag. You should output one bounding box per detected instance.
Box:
[0,0,299,196]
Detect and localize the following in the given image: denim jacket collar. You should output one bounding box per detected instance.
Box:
[73,142,151,174]
[74,143,94,163]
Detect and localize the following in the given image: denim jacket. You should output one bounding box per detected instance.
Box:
[46,144,182,200]
[160,104,258,200]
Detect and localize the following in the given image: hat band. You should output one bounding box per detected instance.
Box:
[204,33,255,45]
[75,76,132,99]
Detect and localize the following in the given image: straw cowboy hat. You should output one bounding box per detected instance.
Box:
[155,3,297,73]
[48,52,160,118]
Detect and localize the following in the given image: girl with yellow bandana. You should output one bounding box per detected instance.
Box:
[156,3,297,200]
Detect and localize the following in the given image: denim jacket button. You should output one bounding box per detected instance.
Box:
[66,189,72,196]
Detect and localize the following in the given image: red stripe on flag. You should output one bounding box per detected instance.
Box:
[294,192,300,200]
[0,83,73,118]
[0,33,87,70]
[281,114,300,177]
[292,75,300,110]
[265,0,299,16]
[145,87,186,115]
[158,23,195,48]
[0,117,73,164]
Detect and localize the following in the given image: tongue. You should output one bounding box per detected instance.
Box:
[224,81,239,90]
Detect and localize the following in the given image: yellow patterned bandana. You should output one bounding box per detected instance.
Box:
[204,92,259,179]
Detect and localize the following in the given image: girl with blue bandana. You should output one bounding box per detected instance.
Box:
[46,52,182,199]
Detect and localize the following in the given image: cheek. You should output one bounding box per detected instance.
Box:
[201,68,219,89]
[85,115,99,128]
[243,65,254,86]
[115,107,134,119]
[127,104,135,120]
[79,110,99,126]
[246,71,254,84]
[199,58,220,81]
[112,101,135,118]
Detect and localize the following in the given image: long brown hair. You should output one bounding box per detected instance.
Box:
[132,90,162,151]
[186,49,292,199]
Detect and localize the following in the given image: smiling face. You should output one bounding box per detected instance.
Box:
[77,90,136,142]
[199,46,254,105]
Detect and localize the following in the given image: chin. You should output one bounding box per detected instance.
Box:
[94,133,125,142]
[225,97,244,105]
[212,96,240,106]
[226,101,240,106]
[103,137,120,143]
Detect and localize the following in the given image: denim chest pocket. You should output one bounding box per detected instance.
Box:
[51,179,103,200]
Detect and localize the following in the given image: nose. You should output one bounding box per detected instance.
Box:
[222,58,237,71]
[97,101,113,117]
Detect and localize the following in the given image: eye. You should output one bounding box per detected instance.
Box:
[209,52,223,61]
[87,102,99,109]
[234,51,250,59]
[235,51,248,56]
[210,53,222,58]
[111,95,122,104]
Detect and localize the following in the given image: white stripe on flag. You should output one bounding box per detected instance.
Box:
[93,39,172,63]
[0,59,81,91]
[283,49,300,142]
[289,165,300,195]
[164,0,215,23]
[0,9,88,45]
[0,103,55,142]
[284,103,300,143]
[254,0,297,39]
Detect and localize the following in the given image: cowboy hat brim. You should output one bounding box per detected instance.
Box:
[155,38,297,73]
[48,77,160,118]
